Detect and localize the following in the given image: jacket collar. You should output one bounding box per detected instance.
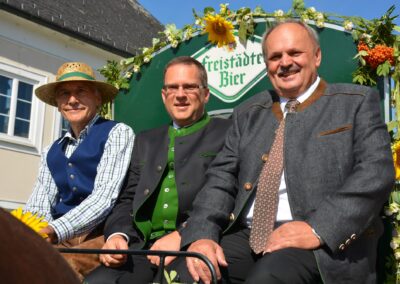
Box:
[271,79,327,120]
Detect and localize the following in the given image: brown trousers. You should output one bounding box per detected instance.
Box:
[57,229,105,282]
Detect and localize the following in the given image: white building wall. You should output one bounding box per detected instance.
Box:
[0,10,123,209]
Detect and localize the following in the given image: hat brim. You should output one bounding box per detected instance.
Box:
[35,78,119,107]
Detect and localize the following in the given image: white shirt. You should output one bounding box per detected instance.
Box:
[245,77,320,227]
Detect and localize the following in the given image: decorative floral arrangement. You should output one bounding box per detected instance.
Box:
[10,207,48,238]
[99,1,400,280]
[100,1,399,93]
[387,141,400,283]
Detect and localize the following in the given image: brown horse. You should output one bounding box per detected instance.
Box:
[0,208,80,284]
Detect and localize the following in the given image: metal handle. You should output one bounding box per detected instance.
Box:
[59,248,218,284]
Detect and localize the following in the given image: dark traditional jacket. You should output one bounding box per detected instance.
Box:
[181,81,395,284]
[104,117,231,248]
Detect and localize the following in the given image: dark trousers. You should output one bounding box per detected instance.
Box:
[172,228,322,284]
[84,254,160,284]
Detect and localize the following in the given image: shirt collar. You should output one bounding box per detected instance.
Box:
[280,76,320,112]
[58,114,100,144]
[172,111,205,129]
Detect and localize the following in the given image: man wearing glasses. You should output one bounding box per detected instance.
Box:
[86,56,231,283]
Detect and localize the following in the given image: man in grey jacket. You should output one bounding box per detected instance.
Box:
[177,20,395,284]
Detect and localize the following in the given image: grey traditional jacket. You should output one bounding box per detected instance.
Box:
[104,117,231,249]
[180,81,395,283]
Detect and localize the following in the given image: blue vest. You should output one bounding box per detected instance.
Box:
[47,118,117,219]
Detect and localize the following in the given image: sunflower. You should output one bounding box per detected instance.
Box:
[10,207,49,238]
[392,141,400,180]
[204,14,235,48]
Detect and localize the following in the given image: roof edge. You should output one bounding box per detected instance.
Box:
[0,3,134,58]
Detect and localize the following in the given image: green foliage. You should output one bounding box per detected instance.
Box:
[99,60,129,90]
[352,67,376,86]
[203,7,215,15]
[377,61,393,77]
[155,269,197,284]
[292,0,306,16]
[236,7,255,45]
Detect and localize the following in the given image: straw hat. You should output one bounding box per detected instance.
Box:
[35,62,118,106]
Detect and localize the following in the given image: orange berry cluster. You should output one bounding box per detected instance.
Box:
[357,42,395,69]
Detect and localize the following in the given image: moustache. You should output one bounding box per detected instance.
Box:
[277,66,301,77]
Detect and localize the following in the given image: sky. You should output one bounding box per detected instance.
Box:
[138,0,400,28]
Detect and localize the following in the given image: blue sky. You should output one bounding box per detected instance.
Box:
[138,0,400,28]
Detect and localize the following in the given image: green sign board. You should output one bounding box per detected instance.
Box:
[115,20,358,133]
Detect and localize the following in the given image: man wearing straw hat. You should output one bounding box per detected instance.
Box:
[25,62,134,279]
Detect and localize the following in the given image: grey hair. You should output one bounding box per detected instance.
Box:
[261,19,320,62]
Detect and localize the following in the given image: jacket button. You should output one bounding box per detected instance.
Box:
[70,174,75,179]
[244,182,252,191]
[229,213,235,221]
[345,239,351,246]
[261,154,268,162]
[156,165,162,172]
[144,189,150,195]
[339,244,345,251]
[72,186,78,192]
[350,234,357,240]
[68,162,73,167]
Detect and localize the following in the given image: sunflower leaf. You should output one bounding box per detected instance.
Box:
[238,22,248,44]
[203,7,215,15]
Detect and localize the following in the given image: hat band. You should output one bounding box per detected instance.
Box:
[58,72,95,81]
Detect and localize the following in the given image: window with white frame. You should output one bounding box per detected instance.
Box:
[0,62,46,154]
[53,112,69,139]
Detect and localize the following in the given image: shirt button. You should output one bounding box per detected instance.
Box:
[163,204,168,209]
[165,188,170,192]
[164,220,169,224]
[168,174,174,178]
[70,174,75,179]
[72,187,78,192]
[171,147,174,152]
[169,162,174,170]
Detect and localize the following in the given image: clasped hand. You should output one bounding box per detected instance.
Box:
[100,231,182,268]
[185,221,321,284]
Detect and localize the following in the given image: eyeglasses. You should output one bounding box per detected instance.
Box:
[163,83,205,95]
